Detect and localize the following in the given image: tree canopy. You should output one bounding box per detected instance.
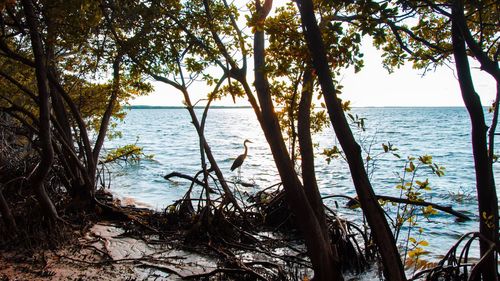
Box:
[0,0,498,280]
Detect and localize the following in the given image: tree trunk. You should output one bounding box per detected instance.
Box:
[180,88,243,213]
[22,0,58,220]
[44,12,72,147]
[297,68,330,238]
[251,1,343,280]
[47,74,96,203]
[44,12,82,200]
[451,16,498,281]
[296,1,406,280]
[78,54,124,209]
[488,85,499,162]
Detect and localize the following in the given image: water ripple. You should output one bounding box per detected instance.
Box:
[106,107,499,258]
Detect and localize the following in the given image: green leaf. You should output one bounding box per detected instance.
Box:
[405,161,415,172]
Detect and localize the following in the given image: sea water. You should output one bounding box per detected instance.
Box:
[104,107,499,263]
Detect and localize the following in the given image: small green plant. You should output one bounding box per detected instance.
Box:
[404,228,433,272]
[347,112,366,131]
[384,150,445,269]
[322,119,446,270]
[102,141,154,165]
[482,211,495,229]
[407,234,429,260]
[322,145,344,164]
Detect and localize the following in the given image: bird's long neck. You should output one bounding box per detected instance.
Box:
[243,142,249,156]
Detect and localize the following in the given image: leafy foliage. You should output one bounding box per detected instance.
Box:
[264,2,367,160]
[0,0,152,212]
[102,143,153,164]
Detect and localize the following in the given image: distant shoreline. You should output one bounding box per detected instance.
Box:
[127,105,474,109]
[126,105,252,109]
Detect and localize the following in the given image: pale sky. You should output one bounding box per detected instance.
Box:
[129,1,496,108]
[130,43,495,107]
[338,42,496,107]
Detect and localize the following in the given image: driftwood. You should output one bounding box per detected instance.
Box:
[164,172,205,186]
[376,195,471,221]
[221,179,257,188]
[324,194,471,221]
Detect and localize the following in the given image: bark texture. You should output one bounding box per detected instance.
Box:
[296,0,406,280]
[250,1,343,280]
[22,0,58,220]
[451,11,498,280]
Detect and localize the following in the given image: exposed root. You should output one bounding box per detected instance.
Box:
[410,232,498,281]
[158,167,378,279]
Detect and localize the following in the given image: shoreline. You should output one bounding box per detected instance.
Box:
[0,220,217,281]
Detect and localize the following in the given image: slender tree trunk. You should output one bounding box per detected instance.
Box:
[81,54,123,207]
[44,13,82,199]
[44,13,72,146]
[296,1,406,280]
[488,85,499,162]
[47,74,96,203]
[297,68,330,238]
[22,0,58,220]
[144,64,242,210]
[180,88,243,213]
[451,17,498,281]
[93,56,121,165]
[252,2,342,280]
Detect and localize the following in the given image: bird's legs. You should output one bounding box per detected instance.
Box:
[237,167,242,182]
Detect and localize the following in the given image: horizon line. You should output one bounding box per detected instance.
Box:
[126,104,476,109]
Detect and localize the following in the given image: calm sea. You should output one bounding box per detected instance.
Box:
[105,107,499,261]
